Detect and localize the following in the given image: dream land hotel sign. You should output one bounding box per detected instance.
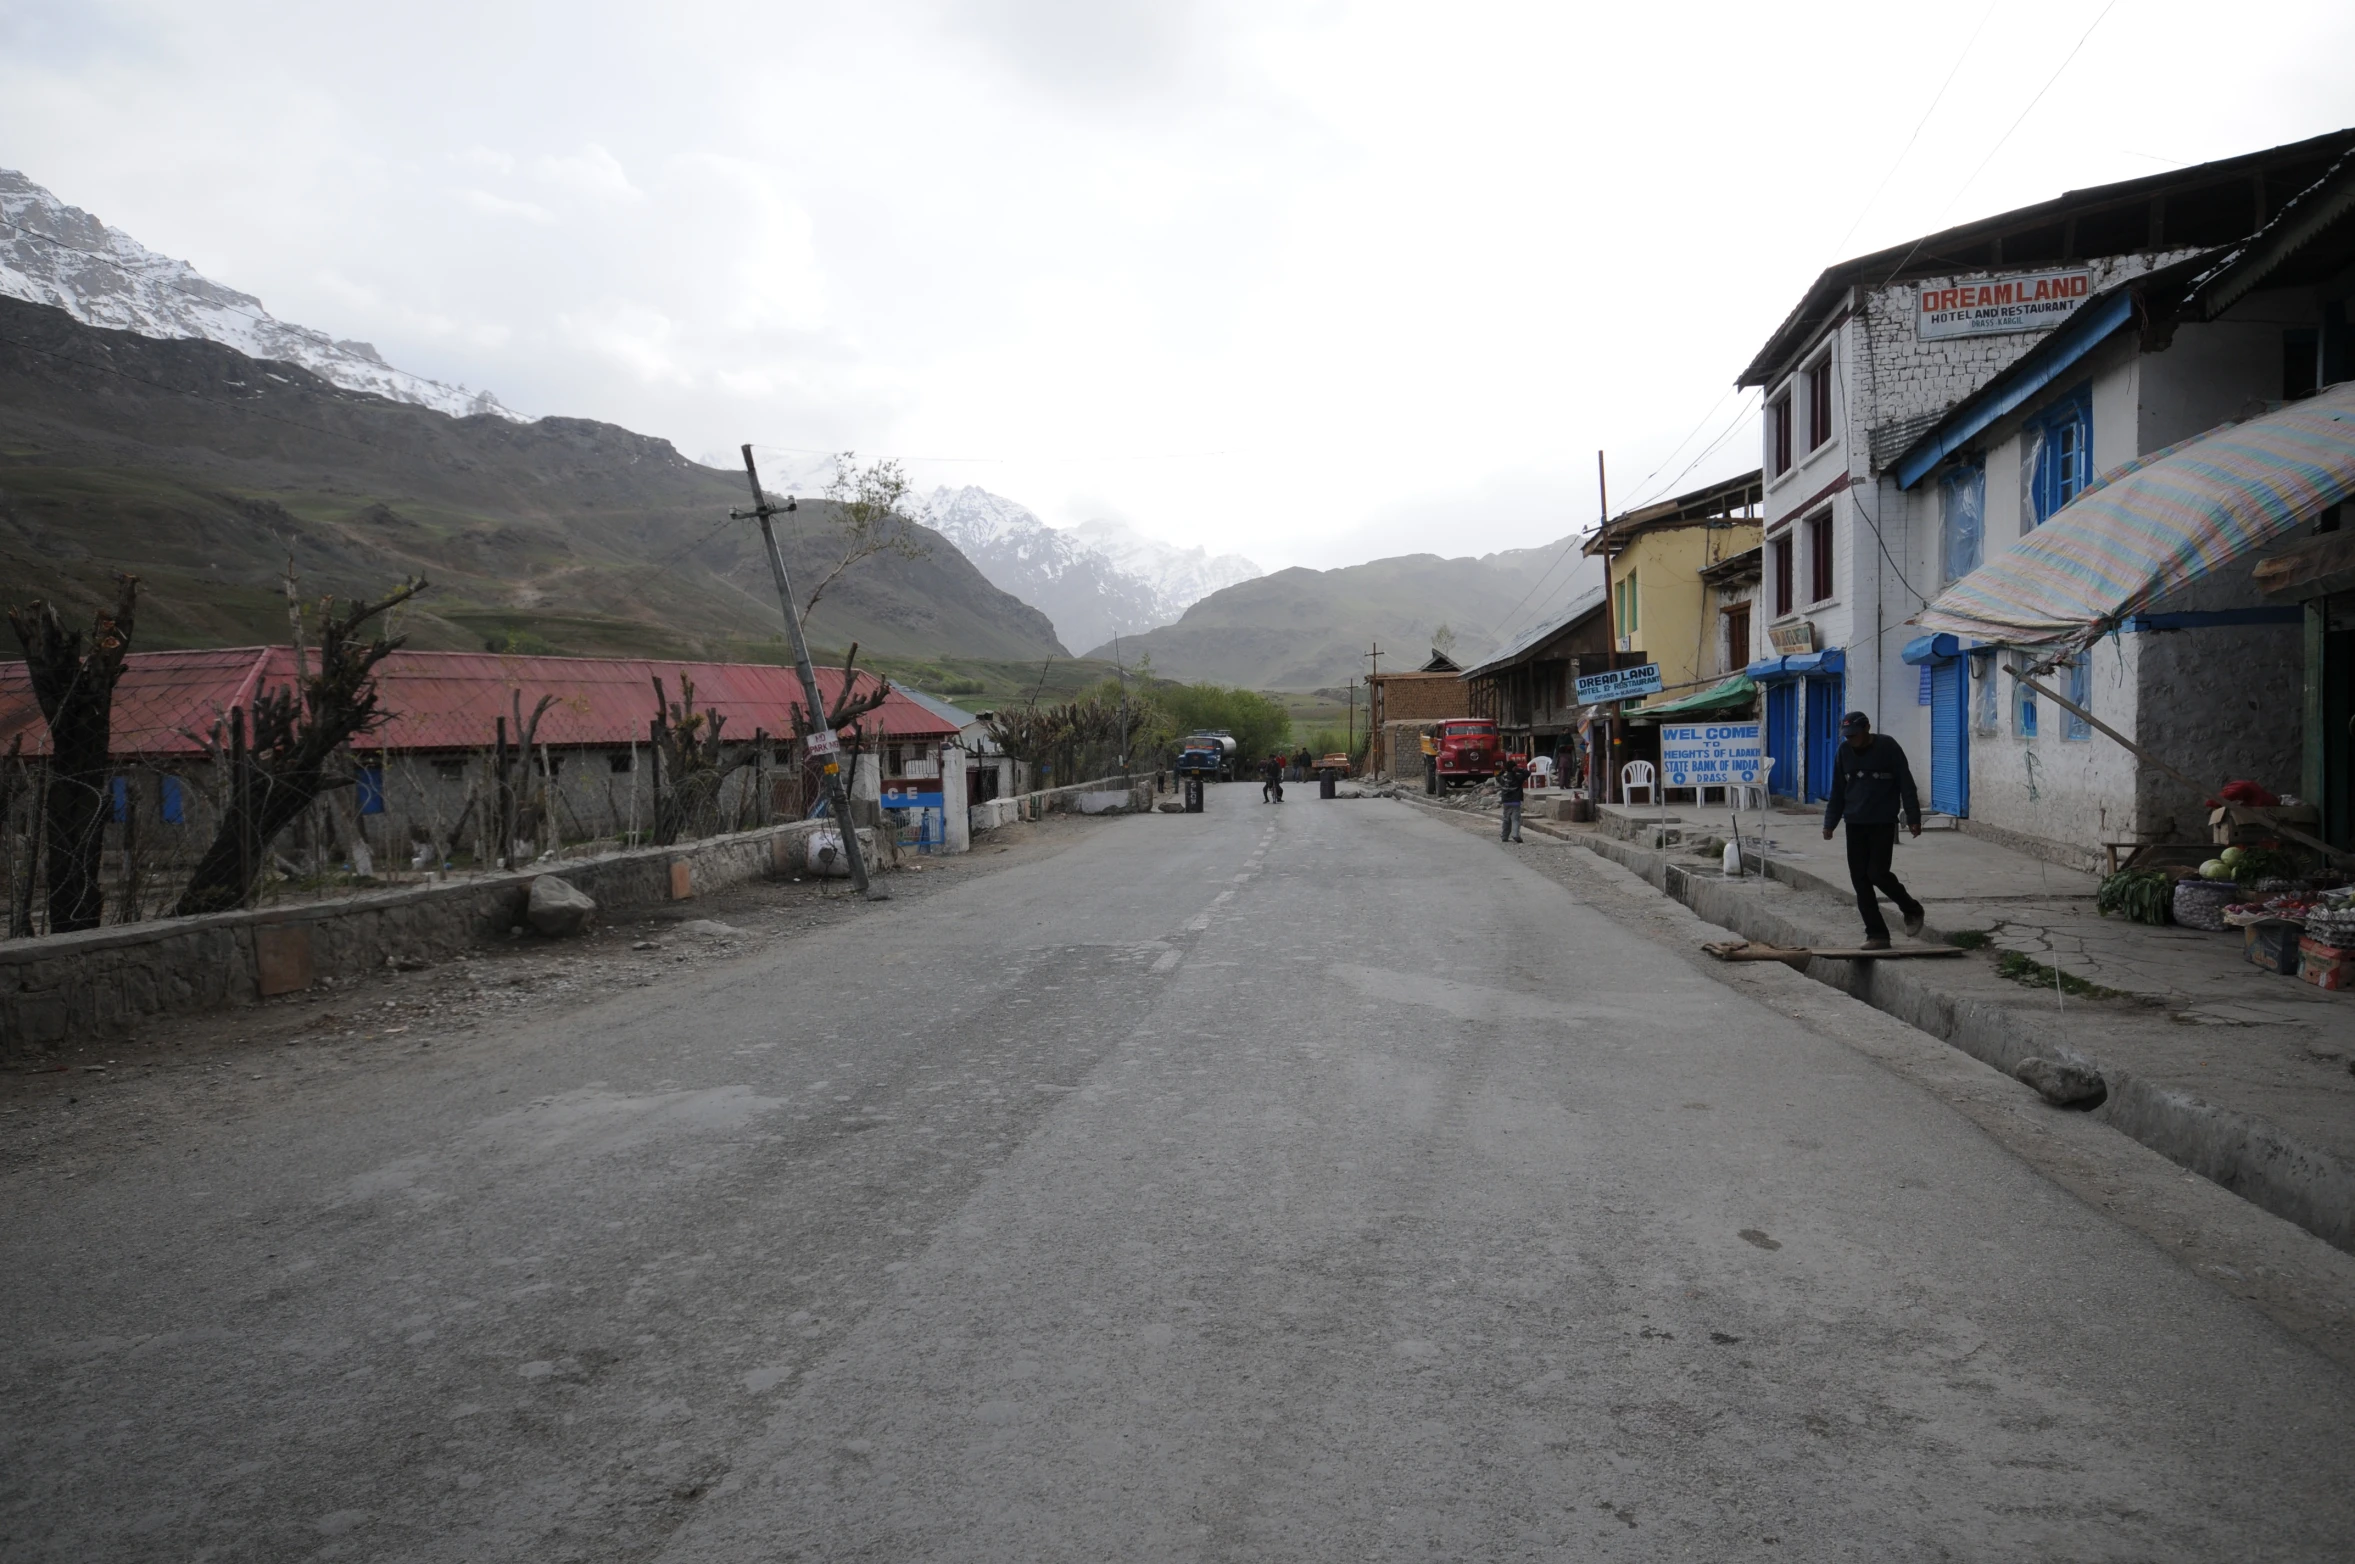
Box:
[1917,269,2092,340]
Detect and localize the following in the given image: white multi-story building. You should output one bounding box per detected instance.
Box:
[1735,128,2354,832]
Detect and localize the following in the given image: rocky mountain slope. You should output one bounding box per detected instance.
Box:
[1085,542,1602,690]
[0,295,1066,665]
[917,485,1261,653]
[1,168,518,421]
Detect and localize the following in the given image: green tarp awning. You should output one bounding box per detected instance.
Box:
[1624,673,1756,724]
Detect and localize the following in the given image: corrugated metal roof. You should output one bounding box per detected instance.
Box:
[0,647,958,760]
[893,685,983,732]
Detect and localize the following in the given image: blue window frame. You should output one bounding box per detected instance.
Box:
[2064,655,2092,741]
[160,775,185,825]
[1940,458,1984,582]
[2013,653,2038,738]
[2024,385,2093,528]
[357,765,386,815]
[109,775,130,823]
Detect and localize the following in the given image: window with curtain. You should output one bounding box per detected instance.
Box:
[2023,385,2093,528]
[1972,652,1998,734]
[1770,532,1794,617]
[2011,652,2038,738]
[1940,459,1984,583]
[2064,655,2092,741]
[1806,512,1835,603]
[1768,393,1793,476]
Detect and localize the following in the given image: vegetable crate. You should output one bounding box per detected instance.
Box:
[2246,921,2304,975]
[2299,937,2355,991]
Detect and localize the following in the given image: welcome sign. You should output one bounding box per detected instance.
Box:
[1917,269,2090,340]
[1659,722,1764,788]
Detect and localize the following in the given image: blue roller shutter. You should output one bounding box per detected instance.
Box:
[1804,674,1845,803]
[1930,658,1969,816]
[1765,683,1797,799]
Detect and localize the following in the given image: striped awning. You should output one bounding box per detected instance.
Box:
[1915,380,2355,645]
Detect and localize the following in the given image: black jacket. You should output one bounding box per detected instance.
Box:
[1823,733,1920,831]
[1497,763,1525,804]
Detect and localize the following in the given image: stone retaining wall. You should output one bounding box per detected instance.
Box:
[0,819,851,1057]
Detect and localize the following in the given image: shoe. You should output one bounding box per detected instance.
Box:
[1861,936,1892,950]
[1902,908,1925,938]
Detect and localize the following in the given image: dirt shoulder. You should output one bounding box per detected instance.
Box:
[0,816,1094,1177]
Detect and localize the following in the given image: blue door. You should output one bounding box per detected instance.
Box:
[1764,683,1797,799]
[1930,658,1969,816]
[1804,674,1845,803]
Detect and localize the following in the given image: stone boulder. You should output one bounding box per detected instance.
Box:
[2014,1056,2107,1109]
[527,875,597,937]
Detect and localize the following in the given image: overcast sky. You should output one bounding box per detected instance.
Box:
[4,0,2351,571]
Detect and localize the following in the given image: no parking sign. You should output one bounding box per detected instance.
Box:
[1659,723,1763,788]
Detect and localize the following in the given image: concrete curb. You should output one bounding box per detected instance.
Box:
[1569,827,2355,1257]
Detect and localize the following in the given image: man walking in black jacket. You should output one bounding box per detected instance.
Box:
[1820,711,1924,949]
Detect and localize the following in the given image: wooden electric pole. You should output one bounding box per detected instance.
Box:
[735,445,880,898]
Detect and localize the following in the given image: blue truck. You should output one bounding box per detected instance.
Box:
[1175,730,1238,782]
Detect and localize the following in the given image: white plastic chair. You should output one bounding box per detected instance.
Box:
[1620,760,1657,805]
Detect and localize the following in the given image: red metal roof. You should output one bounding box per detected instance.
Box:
[0,647,958,760]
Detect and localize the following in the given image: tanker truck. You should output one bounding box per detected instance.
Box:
[1175,730,1238,782]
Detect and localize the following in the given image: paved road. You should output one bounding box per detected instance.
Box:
[6,793,2354,1560]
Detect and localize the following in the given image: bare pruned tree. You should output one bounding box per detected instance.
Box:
[174,579,427,916]
[648,673,758,845]
[800,453,929,620]
[7,574,138,933]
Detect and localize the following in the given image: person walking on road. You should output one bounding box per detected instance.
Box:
[1421,730,1440,795]
[1497,755,1526,843]
[1261,753,1285,804]
[1821,711,1925,949]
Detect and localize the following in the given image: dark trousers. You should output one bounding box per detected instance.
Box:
[1500,802,1523,841]
[1844,822,1921,941]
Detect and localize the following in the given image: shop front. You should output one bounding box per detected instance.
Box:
[1744,650,1845,802]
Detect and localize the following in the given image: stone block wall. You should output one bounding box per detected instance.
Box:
[0,819,840,1058]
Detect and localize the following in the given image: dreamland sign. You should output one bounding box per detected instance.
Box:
[1917,269,2091,340]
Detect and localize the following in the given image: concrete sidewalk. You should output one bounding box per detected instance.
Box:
[1405,789,2355,1259]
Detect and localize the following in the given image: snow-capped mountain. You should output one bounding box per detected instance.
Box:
[0,169,520,421]
[916,485,1259,656]
[1068,518,1264,620]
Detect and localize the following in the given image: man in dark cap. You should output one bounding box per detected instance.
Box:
[1820,710,1924,950]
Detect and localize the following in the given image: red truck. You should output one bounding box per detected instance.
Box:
[1434,718,1501,787]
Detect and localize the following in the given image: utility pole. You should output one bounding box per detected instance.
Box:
[1363,641,1381,764]
[735,445,880,899]
[1596,449,1616,803]
[1346,676,1356,757]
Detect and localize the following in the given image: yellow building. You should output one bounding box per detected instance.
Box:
[1580,471,1763,799]
[1583,469,1764,692]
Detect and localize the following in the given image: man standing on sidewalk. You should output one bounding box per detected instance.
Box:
[1821,711,1924,949]
[1498,755,1526,843]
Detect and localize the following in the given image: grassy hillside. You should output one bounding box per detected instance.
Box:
[0,296,1067,666]
[1086,548,1590,689]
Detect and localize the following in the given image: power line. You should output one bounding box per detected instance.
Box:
[1829,0,1999,258]
[1937,0,2120,225]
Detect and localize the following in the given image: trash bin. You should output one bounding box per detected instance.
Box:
[1183,775,1205,813]
[1318,768,1337,799]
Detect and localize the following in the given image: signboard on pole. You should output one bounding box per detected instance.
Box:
[1917,269,2091,340]
[803,727,841,757]
[1659,722,1764,788]
[1575,663,1664,704]
[878,782,944,811]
